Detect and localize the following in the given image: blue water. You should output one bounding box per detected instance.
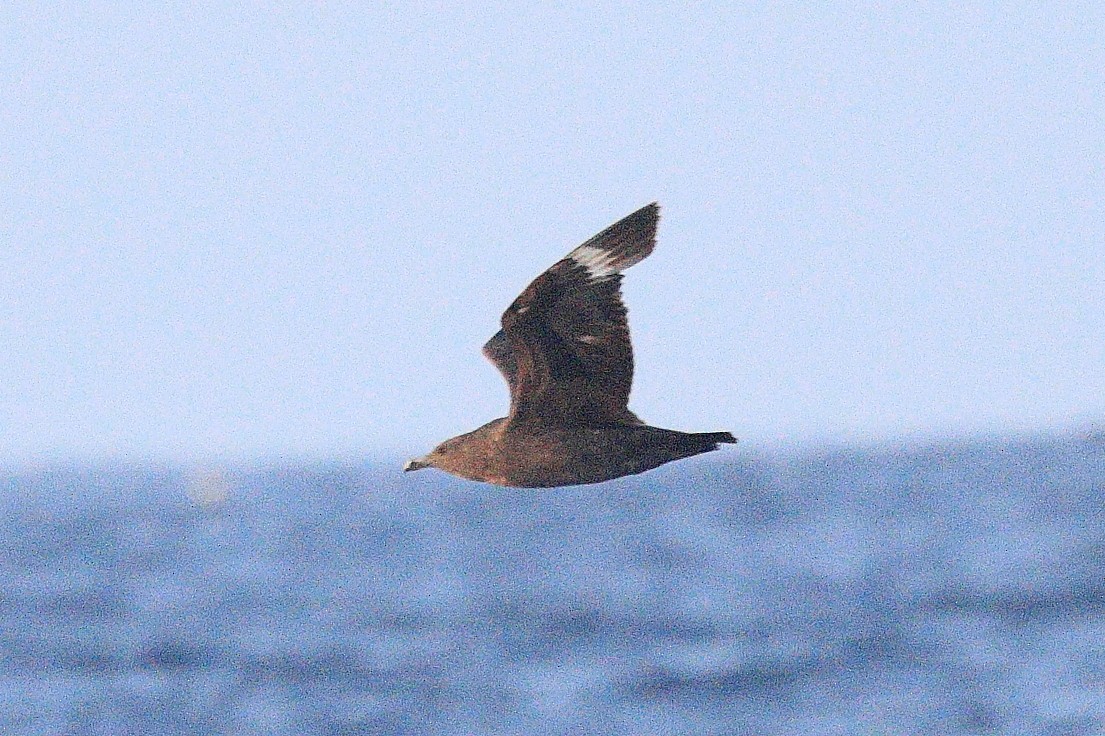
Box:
[2,436,1103,735]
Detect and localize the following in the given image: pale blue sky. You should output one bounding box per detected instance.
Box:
[3,3,1102,465]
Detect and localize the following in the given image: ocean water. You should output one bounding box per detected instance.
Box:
[2,436,1103,735]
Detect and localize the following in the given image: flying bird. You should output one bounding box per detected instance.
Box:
[405,203,736,487]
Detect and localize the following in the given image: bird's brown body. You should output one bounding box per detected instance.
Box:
[421,418,735,488]
[405,203,735,487]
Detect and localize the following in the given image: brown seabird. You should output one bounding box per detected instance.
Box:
[404,203,736,487]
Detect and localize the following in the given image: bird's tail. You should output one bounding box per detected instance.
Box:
[620,427,738,478]
[690,431,737,447]
[663,430,737,463]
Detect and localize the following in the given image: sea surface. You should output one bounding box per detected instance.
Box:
[2,436,1104,735]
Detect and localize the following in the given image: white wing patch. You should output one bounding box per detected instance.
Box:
[568,245,620,280]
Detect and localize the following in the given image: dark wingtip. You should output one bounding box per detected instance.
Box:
[602,201,659,241]
[619,202,660,241]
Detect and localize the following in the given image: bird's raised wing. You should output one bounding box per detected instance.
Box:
[487,203,658,429]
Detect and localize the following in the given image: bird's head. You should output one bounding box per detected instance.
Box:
[403,441,451,473]
[403,432,474,475]
[403,456,431,472]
